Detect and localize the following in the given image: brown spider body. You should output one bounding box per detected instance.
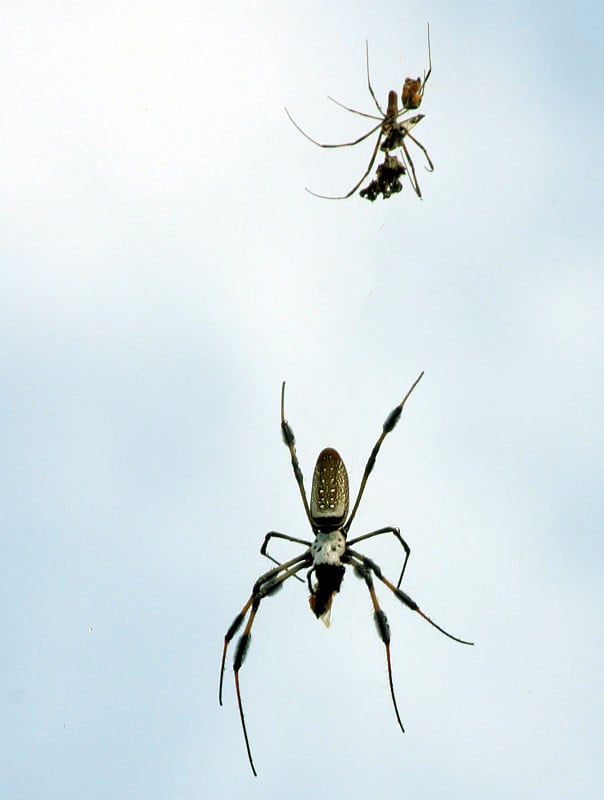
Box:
[285,25,434,199]
[311,447,349,528]
[385,89,399,120]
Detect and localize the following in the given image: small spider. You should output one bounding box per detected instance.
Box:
[285,26,434,199]
[219,373,474,776]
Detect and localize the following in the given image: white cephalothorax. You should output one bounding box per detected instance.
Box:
[310,530,346,565]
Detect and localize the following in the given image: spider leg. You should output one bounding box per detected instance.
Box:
[220,557,311,776]
[406,131,434,172]
[280,382,315,528]
[219,553,310,705]
[349,555,405,734]
[348,549,474,646]
[306,566,315,594]
[345,372,424,531]
[327,94,381,121]
[404,25,432,109]
[365,40,386,116]
[285,107,382,149]
[399,139,422,198]
[306,129,384,200]
[423,23,432,91]
[260,531,312,583]
[234,560,309,776]
[347,526,411,588]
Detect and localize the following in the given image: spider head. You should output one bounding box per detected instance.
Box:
[310,447,349,530]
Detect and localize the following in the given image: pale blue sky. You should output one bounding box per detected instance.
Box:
[2,1,603,798]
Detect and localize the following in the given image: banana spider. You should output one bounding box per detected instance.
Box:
[285,26,433,199]
[218,373,473,775]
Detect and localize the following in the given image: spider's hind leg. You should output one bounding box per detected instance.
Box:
[407,131,434,172]
[349,555,406,734]
[219,554,310,705]
[219,555,310,776]
[348,549,474,646]
[306,130,385,200]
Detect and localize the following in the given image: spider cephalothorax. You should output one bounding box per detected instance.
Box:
[218,372,473,776]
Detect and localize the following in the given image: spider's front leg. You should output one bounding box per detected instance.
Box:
[347,556,406,734]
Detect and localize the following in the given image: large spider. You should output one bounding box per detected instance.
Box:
[285,27,434,199]
[219,372,474,776]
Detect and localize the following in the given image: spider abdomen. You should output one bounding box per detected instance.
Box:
[310,447,349,527]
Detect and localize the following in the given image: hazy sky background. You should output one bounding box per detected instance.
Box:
[2,1,603,798]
